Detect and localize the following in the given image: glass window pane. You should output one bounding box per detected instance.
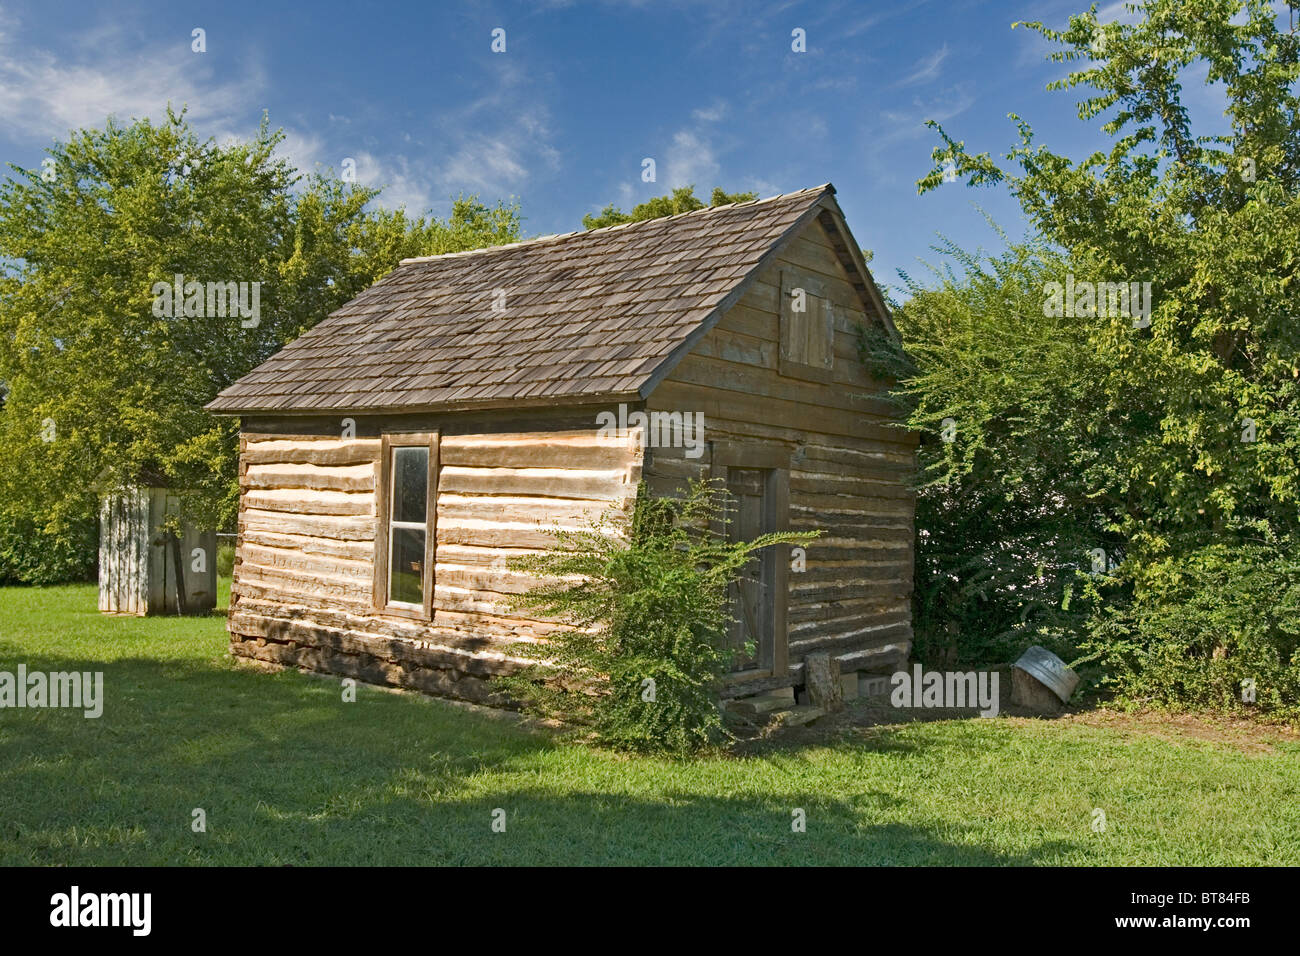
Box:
[391,446,428,524]
[389,527,425,605]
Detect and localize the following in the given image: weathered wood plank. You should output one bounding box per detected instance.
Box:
[440,433,634,470]
[790,472,914,501]
[240,543,372,581]
[649,379,909,444]
[436,493,616,524]
[242,530,374,562]
[437,518,606,550]
[234,565,373,605]
[242,439,381,467]
[229,611,529,676]
[243,462,376,493]
[789,620,913,657]
[240,509,376,541]
[438,466,630,500]
[665,352,900,422]
[243,489,375,517]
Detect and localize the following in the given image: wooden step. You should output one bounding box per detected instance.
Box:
[769,704,826,727]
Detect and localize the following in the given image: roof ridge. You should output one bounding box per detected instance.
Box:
[398,183,833,265]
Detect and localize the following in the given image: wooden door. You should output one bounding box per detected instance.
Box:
[726,467,775,672]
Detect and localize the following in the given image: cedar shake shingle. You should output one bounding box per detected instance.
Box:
[207,184,871,415]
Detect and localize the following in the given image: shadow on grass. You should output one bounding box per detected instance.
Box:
[0,648,1083,866]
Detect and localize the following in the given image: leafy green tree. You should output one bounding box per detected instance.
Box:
[0,108,521,583]
[582,185,757,229]
[500,480,818,756]
[879,239,1110,668]
[903,0,1300,711]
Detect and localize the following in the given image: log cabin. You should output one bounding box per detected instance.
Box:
[205,183,917,705]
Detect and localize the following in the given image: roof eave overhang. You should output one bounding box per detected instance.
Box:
[206,389,647,419]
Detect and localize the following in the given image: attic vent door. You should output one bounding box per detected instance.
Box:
[779,269,834,381]
[726,467,776,673]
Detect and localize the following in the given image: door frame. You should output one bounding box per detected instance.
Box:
[710,440,791,680]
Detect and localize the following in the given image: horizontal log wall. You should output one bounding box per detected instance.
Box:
[229,421,641,701]
[646,215,917,684]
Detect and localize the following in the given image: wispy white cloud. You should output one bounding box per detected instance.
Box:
[659,98,736,188]
[860,84,978,188]
[0,7,561,218]
[278,59,561,215]
[664,128,719,189]
[582,96,745,216]
[898,44,950,87]
[691,100,727,123]
[440,137,531,195]
[359,153,436,214]
[0,10,261,142]
[876,87,976,145]
[289,147,437,215]
[428,60,561,202]
[841,0,931,37]
[275,128,328,175]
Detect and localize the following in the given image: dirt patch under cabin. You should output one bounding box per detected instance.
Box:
[743,691,1300,759]
[732,674,1300,757]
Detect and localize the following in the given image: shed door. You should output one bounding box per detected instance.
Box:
[726,467,775,672]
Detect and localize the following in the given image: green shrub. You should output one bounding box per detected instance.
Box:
[0,511,97,585]
[499,480,818,756]
[1080,540,1300,720]
[216,541,235,578]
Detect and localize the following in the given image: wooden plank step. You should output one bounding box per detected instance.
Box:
[769,705,826,727]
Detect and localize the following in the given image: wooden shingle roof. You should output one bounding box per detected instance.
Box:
[207,183,884,415]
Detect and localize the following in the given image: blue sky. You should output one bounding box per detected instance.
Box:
[0,0,1242,300]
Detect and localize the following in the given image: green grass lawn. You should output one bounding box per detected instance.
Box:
[1,581,1297,866]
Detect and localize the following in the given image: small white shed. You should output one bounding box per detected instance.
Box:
[98,485,217,615]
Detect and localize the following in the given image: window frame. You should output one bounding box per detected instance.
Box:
[373,431,439,620]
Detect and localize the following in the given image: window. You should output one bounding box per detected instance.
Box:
[375,432,438,618]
